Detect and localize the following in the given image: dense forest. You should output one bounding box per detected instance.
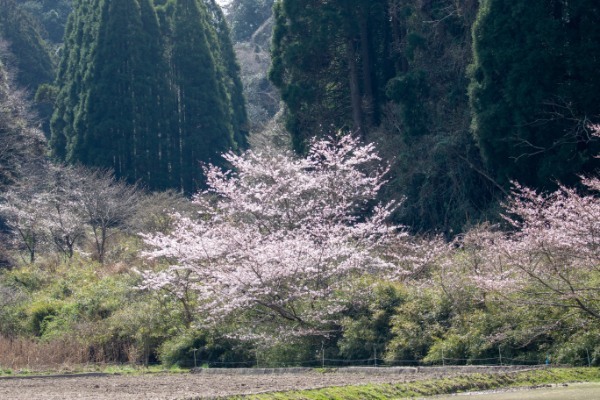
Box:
[270,0,600,232]
[49,0,247,193]
[0,0,599,370]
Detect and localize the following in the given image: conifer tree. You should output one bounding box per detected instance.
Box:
[51,0,109,162]
[170,0,233,192]
[382,0,495,233]
[50,0,247,192]
[469,0,600,188]
[203,0,249,149]
[51,0,170,188]
[270,0,600,233]
[270,0,393,151]
[270,0,351,151]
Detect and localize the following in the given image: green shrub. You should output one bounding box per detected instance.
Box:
[338,282,406,364]
[158,329,253,368]
[554,328,600,366]
[158,330,208,367]
[26,299,60,337]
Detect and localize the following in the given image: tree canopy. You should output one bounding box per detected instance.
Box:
[469,0,600,189]
[270,0,600,233]
[50,0,248,193]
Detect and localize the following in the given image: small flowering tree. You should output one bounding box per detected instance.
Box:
[467,182,600,321]
[0,165,140,263]
[141,135,420,338]
[41,166,88,259]
[76,167,140,264]
[0,188,48,263]
[463,126,600,322]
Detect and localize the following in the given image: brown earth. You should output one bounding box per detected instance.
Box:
[0,366,536,400]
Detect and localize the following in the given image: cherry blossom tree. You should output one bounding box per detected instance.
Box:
[0,165,141,263]
[0,186,48,263]
[141,135,428,338]
[76,167,140,264]
[461,126,600,322]
[30,165,88,259]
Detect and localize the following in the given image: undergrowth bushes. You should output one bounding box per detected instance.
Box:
[1,251,599,370]
[1,251,600,370]
[0,256,166,369]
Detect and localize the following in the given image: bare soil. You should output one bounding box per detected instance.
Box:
[0,367,533,400]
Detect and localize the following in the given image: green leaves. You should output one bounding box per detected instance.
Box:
[50,0,247,192]
[469,0,600,189]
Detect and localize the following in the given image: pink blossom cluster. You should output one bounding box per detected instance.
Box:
[457,126,600,320]
[141,135,432,337]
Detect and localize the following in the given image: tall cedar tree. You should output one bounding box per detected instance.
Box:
[270,0,394,152]
[381,0,496,234]
[270,0,600,233]
[202,0,249,149]
[270,0,496,233]
[50,0,99,162]
[171,0,234,192]
[469,0,600,189]
[50,0,247,193]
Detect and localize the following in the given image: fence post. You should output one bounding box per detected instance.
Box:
[498,347,502,366]
[442,348,445,366]
[321,341,325,368]
[586,349,591,367]
[374,345,377,367]
[191,348,198,368]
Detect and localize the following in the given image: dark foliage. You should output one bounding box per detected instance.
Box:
[50,0,248,193]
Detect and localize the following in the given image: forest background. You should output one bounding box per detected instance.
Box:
[0,0,599,370]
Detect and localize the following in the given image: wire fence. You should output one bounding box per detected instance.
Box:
[177,353,596,369]
[1,341,594,371]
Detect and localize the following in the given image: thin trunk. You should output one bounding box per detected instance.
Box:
[346,37,364,137]
[388,0,408,73]
[358,12,374,125]
[99,227,107,264]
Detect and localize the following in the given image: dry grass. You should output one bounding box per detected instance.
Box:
[0,335,98,371]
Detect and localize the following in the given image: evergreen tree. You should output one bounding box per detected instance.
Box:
[270,0,495,233]
[469,0,600,189]
[202,0,249,150]
[381,0,496,234]
[52,0,170,188]
[170,0,233,192]
[270,0,393,151]
[50,0,104,161]
[50,0,247,192]
[270,0,342,151]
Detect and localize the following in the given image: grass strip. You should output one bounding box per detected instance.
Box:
[223,368,600,400]
[0,364,187,377]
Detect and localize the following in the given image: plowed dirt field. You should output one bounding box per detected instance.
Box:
[0,366,533,400]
